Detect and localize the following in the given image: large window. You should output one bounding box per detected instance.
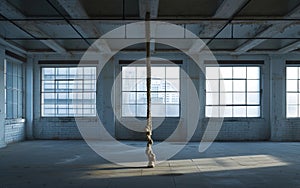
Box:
[205,66,261,118]
[121,65,180,117]
[286,67,300,118]
[4,59,23,119]
[41,67,96,117]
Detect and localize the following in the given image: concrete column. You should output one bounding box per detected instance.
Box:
[25,56,34,139]
[269,55,285,140]
[0,47,7,148]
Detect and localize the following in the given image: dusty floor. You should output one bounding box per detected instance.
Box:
[0,141,299,188]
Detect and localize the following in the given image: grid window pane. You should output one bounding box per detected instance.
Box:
[286,67,300,118]
[122,65,180,117]
[41,67,96,117]
[5,60,23,119]
[206,66,261,118]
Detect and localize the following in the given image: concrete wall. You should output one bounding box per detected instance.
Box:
[29,52,300,141]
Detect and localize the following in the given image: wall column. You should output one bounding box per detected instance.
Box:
[0,47,7,148]
[25,55,34,139]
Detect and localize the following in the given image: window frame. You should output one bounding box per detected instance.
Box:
[4,58,24,119]
[40,65,97,118]
[205,64,263,119]
[285,64,300,119]
[120,63,181,118]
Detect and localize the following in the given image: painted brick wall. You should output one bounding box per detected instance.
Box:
[5,119,25,144]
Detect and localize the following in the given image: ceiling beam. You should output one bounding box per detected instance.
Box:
[57,0,111,53]
[139,0,159,19]
[277,40,300,54]
[0,37,27,54]
[213,0,248,19]
[0,0,66,53]
[188,0,248,54]
[233,5,300,55]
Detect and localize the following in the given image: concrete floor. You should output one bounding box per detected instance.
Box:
[0,141,300,188]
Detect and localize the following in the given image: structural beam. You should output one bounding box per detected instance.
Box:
[139,0,159,19]
[188,0,248,54]
[0,0,66,53]
[0,38,27,54]
[277,40,300,54]
[233,5,300,55]
[213,0,248,18]
[57,0,111,53]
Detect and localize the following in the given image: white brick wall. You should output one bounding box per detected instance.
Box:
[5,119,25,144]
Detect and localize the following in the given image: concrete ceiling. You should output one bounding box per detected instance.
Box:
[0,0,299,54]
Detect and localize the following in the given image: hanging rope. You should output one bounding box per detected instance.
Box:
[145,12,156,168]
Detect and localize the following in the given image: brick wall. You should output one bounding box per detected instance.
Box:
[5,119,25,144]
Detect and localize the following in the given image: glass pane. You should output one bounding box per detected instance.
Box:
[220,80,232,92]
[43,68,55,80]
[152,105,165,117]
[69,67,78,79]
[42,81,55,92]
[13,75,17,88]
[233,67,246,79]
[83,93,96,104]
[57,93,68,104]
[137,67,146,78]
[122,67,136,78]
[220,67,232,79]
[122,79,136,91]
[6,74,13,88]
[166,105,179,117]
[6,89,13,104]
[247,93,260,105]
[247,80,260,92]
[166,79,179,91]
[166,67,179,78]
[136,79,146,91]
[17,77,22,90]
[166,92,179,104]
[43,107,55,116]
[151,93,165,104]
[122,92,136,104]
[233,106,246,117]
[206,80,219,92]
[206,67,219,79]
[286,67,298,79]
[6,102,13,118]
[286,80,297,92]
[122,105,136,116]
[286,93,298,104]
[247,106,260,117]
[233,80,245,92]
[247,67,260,79]
[220,93,232,105]
[233,93,245,104]
[136,105,146,117]
[70,80,83,91]
[56,68,68,79]
[287,105,298,118]
[56,80,68,91]
[219,106,232,117]
[84,80,96,91]
[151,78,165,91]
[152,67,165,79]
[137,92,147,104]
[205,106,219,117]
[206,93,219,105]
